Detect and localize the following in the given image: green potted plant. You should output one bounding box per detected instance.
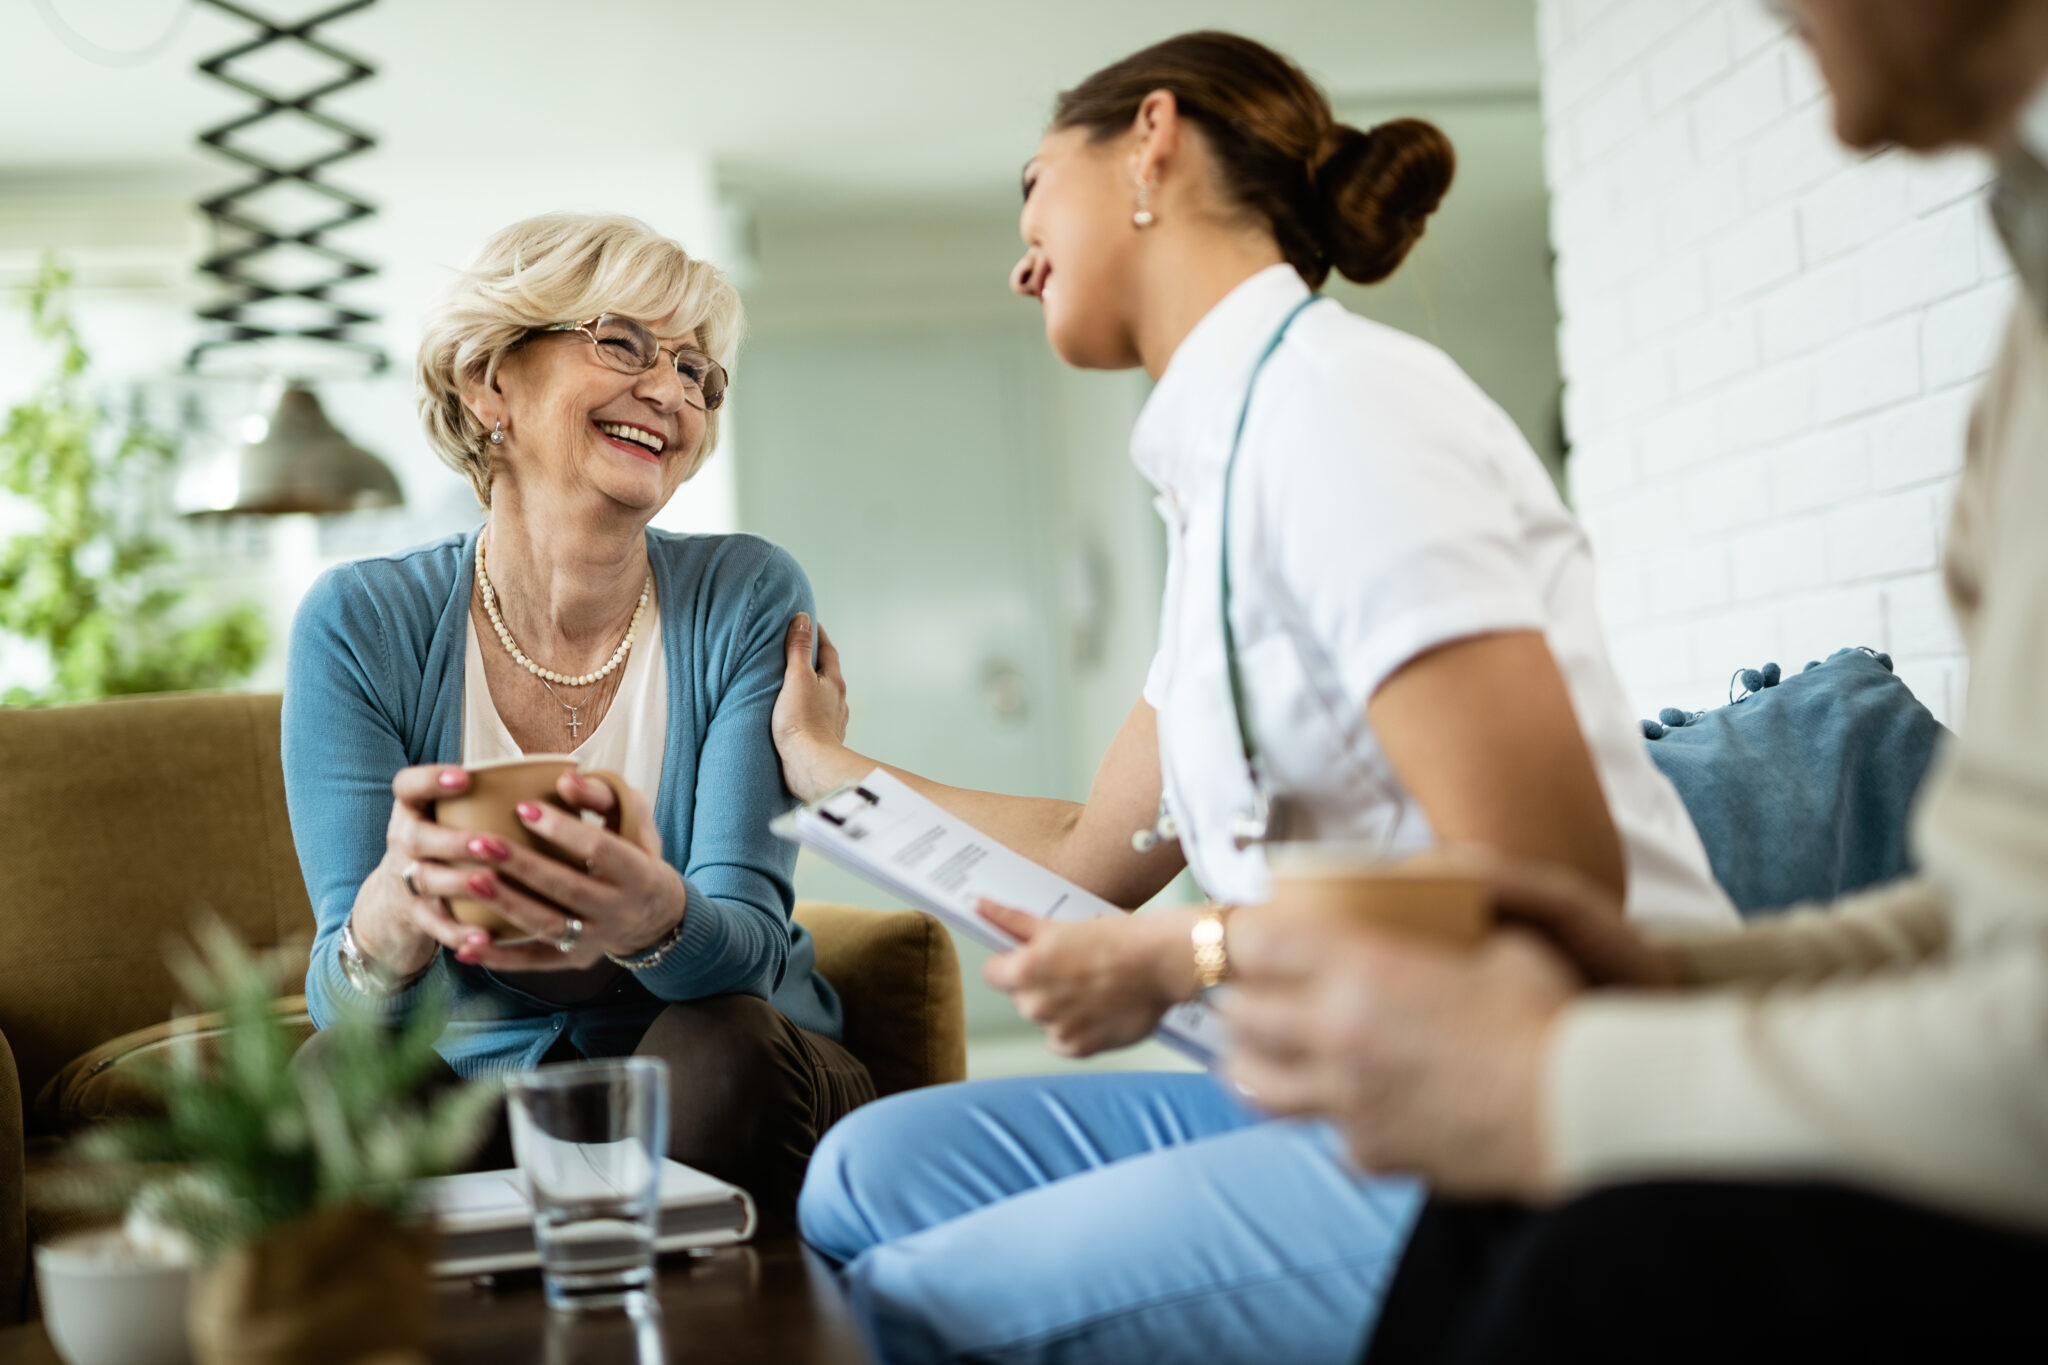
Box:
[0,257,265,706]
[59,921,498,1365]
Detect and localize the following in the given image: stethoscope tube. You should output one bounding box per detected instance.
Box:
[1135,293,1329,855]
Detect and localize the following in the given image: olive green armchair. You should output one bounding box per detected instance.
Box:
[0,692,965,1322]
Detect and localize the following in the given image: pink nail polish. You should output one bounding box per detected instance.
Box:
[469,836,510,861]
[517,802,543,823]
[467,873,497,898]
[457,948,480,964]
[438,770,468,789]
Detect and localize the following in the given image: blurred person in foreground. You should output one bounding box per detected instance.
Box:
[283,213,871,1217]
[1225,2,2048,1359]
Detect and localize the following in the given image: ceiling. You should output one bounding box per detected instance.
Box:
[1,0,1539,211]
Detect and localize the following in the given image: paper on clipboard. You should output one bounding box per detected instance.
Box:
[771,770,1228,1067]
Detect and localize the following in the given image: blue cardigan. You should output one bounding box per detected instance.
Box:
[282,526,841,1078]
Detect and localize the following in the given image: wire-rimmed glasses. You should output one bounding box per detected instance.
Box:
[539,314,728,411]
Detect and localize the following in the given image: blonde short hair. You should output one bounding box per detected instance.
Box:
[415,212,744,506]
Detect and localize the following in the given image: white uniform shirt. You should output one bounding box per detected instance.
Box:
[1137,265,1732,927]
[462,577,668,800]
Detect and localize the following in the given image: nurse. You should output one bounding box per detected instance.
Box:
[772,29,1735,1365]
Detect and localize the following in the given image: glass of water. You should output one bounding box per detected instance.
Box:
[506,1057,671,1312]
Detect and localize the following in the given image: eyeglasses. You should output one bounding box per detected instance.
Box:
[538,314,728,411]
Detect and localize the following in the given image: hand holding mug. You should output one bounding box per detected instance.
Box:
[351,760,682,981]
[1218,845,1639,1198]
[351,763,490,981]
[431,761,681,973]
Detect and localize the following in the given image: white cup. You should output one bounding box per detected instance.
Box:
[35,1229,193,1365]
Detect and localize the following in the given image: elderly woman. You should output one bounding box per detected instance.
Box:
[282,212,872,1214]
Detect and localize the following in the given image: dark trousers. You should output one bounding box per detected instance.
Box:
[302,994,875,1224]
[1364,1182,2048,1364]
[629,993,875,1223]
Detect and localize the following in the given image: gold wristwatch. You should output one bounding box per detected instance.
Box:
[1190,907,1232,993]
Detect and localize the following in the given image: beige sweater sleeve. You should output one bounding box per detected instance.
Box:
[1652,877,1950,987]
[1546,306,2048,1231]
[1546,934,2048,1228]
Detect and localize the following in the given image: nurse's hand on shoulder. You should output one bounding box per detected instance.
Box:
[774,613,865,803]
[1223,900,1583,1199]
[978,902,1204,1057]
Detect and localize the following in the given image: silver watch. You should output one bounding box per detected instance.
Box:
[339,919,422,997]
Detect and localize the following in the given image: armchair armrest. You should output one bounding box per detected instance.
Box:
[32,998,315,1137]
[795,903,965,1098]
[1,1026,27,1325]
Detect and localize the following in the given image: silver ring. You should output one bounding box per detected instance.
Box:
[402,861,424,898]
[555,916,583,954]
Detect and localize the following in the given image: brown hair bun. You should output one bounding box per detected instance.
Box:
[1315,119,1456,285]
[1051,31,1456,289]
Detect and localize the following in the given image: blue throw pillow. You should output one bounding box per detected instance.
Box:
[1643,648,1950,918]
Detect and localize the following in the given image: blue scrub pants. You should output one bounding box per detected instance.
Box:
[798,1071,1424,1365]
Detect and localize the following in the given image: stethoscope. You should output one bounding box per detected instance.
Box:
[1134,293,1328,856]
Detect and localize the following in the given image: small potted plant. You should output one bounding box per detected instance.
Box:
[55,921,498,1365]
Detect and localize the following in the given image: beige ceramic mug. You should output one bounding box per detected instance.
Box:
[430,755,641,941]
[1261,844,1492,947]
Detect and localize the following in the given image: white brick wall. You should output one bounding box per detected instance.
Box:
[1538,0,2013,727]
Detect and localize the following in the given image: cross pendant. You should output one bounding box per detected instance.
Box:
[566,708,583,739]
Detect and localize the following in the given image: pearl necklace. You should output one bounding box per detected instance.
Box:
[476,533,649,688]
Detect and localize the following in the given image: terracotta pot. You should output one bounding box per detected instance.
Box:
[186,1203,434,1365]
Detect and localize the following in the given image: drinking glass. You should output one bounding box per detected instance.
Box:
[545,1299,667,1364]
[506,1057,671,1312]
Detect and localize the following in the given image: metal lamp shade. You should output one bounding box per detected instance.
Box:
[177,382,404,516]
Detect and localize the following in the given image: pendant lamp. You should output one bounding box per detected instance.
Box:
[175,381,401,515]
[178,0,402,516]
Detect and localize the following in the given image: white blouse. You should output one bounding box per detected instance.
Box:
[1136,265,1733,927]
[462,577,668,802]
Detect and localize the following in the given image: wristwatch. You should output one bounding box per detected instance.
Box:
[1190,907,1232,992]
[338,918,425,997]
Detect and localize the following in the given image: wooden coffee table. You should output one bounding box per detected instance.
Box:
[0,1236,871,1364]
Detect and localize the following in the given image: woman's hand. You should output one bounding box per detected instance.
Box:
[444,770,686,973]
[1470,852,1681,988]
[1223,911,1583,1199]
[350,764,494,980]
[978,902,1200,1057]
[773,613,866,803]
[1393,845,1681,988]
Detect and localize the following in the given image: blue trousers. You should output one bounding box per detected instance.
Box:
[799,1071,1424,1364]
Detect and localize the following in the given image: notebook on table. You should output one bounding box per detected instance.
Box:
[424,1157,756,1277]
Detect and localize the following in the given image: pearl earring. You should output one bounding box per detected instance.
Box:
[489,420,505,446]
[1133,179,1156,229]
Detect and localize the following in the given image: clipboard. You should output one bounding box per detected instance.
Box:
[772,770,1228,1066]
